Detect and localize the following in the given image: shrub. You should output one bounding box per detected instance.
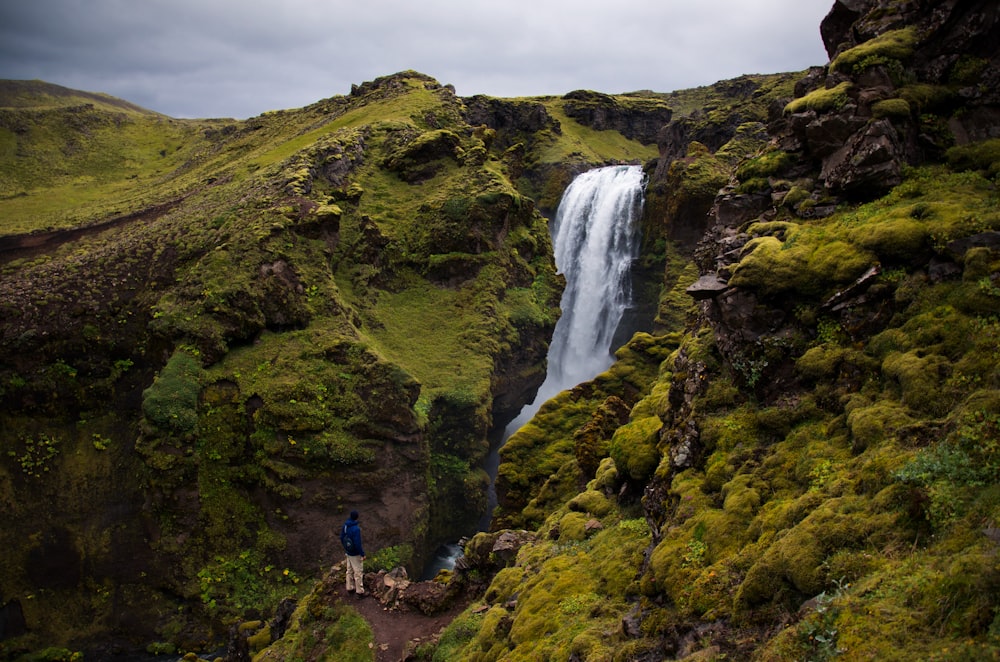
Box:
[141,349,202,436]
[365,544,414,572]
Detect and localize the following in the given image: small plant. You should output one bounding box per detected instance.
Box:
[681,539,708,568]
[978,277,1000,298]
[798,578,849,660]
[559,591,601,615]
[809,459,835,492]
[682,523,709,569]
[364,544,414,572]
[9,433,62,478]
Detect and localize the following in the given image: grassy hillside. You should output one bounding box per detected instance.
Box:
[0,72,663,656]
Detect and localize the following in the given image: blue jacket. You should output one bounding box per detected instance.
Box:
[341,518,364,557]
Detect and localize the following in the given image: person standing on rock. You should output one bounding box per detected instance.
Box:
[340,510,366,595]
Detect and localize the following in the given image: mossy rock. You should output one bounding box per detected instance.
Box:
[590,457,620,493]
[830,27,918,74]
[567,489,613,518]
[898,83,953,113]
[557,511,592,541]
[736,149,795,181]
[484,566,526,604]
[730,235,875,298]
[946,138,1000,178]
[383,129,461,182]
[784,82,853,115]
[882,350,953,416]
[140,349,203,438]
[609,416,662,483]
[736,497,897,610]
[846,398,915,452]
[722,473,762,521]
[871,97,911,120]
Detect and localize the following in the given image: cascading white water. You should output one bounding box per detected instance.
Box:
[432,163,646,570]
[504,164,646,434]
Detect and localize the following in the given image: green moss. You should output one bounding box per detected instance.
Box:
[141,349,202,437]
[871,97,911,119]
[781,185,812,209]
[730,235,875,298]
[737,497,898,610]
[846,398,915,451]
[898,83,953,113]
[567,489,613,518]
[946,138,1000,178]
[830,27,919,74]
[882,350,953,416]
[784,82,853,115]
[556,511,591,541]
[736,149,795,181]
[609,416,662,483]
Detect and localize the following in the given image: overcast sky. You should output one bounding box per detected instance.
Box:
[0,0,834,120]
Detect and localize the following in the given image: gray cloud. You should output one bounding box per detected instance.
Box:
[0,0,833,118]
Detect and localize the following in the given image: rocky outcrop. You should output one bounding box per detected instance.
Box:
[561,90,673,145]
[773,0,1000,200]
[462,95,560,151]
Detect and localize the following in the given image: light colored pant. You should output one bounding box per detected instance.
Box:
[346,555,365,594]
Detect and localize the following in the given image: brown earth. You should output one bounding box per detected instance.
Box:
[334,583,470,662]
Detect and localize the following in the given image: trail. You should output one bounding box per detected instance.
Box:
[335,584,470,662]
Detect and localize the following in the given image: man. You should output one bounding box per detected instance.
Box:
[340,510,366,595]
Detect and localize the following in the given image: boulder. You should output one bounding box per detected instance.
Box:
[820,119,903,198]
[686,274,730,301]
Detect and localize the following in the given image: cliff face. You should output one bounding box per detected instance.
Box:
[426,1,1000,660]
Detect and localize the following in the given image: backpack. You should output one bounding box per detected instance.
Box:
[341,524,355,553]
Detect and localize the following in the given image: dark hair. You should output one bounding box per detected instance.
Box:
[350,510,359,520]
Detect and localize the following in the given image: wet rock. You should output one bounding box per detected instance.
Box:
[804,110,868,157]
[491,530,535,566]
[270,598,297,640]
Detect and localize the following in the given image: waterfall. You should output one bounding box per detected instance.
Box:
[504,164,646,434]
[423,164,645,575]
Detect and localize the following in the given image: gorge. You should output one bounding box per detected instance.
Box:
[1,0,1000,659]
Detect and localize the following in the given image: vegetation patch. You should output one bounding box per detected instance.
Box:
[830,27,919,74]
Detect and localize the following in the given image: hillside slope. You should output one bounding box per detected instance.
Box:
[0,72,665,656]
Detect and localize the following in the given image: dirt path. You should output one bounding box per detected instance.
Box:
[0,198,182,265]
[334,584,468,662]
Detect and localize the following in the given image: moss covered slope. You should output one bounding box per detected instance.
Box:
[0,70,663,655]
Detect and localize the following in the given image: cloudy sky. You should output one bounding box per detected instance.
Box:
[0,0,834,120]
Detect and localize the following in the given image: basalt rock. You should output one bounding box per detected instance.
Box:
[770,0,1000,201]
[461,95,560,151]
[820,118,904,197]
[561,89,673,145]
